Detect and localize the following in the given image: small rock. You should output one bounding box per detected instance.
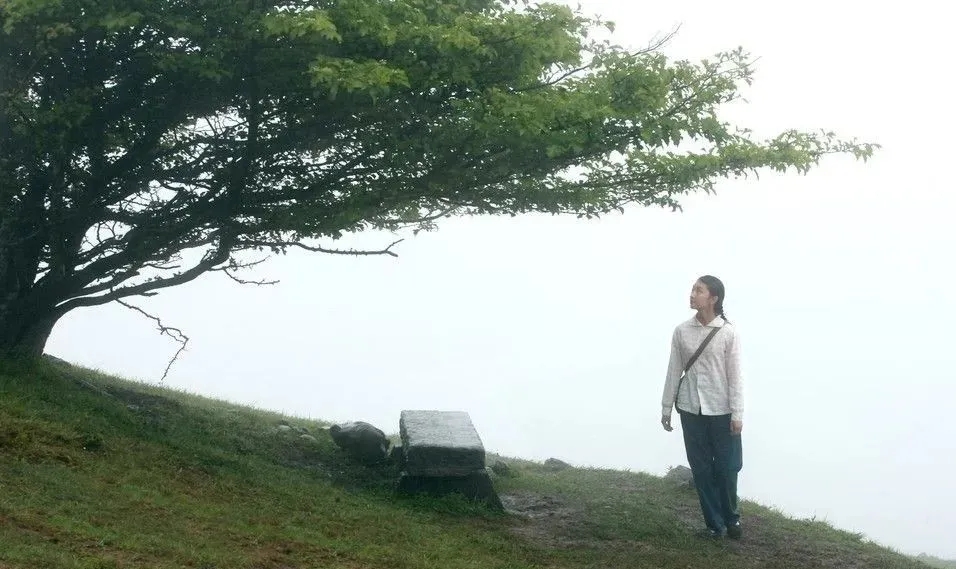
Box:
[294,426,310,435]
[277,425,293,433]
[544,458,571,471]
[491,460,514,477]
[300,434,318,443]
[665,465,694,487]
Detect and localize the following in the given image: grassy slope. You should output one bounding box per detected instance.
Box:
[916,556,956,569]
[0,359,927,569]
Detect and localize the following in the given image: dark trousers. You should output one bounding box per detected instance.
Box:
[678,410,743,532]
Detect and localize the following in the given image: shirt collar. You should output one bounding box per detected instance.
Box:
[689,315,725,328]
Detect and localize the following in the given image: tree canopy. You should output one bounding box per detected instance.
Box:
[0,0,876,357]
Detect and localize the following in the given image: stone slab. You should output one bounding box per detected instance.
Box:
[399,410,485,477]
[396,470,502,510]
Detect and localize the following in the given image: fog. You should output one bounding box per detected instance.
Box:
[47,0,956,559]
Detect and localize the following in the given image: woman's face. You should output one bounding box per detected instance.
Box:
[689,280,716,311]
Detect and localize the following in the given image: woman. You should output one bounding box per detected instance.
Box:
[660,275,744,539]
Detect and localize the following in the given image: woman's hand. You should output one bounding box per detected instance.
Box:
[661,415,673,432]
[731,420,743,435]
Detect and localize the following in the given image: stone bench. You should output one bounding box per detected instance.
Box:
[396,410,501,509]
[400,410,485,476]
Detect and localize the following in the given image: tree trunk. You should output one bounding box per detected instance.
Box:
[0,301,60,359]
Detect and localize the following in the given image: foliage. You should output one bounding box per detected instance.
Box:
[0,0,877,355]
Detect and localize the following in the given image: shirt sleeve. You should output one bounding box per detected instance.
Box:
[661,327,683,418]
[726,326,744,422]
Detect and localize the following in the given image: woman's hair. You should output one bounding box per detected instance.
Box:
[697,275,729,323]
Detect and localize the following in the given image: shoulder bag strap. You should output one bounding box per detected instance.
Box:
[673,326,722,409]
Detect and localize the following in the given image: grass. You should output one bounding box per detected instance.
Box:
[0,358,931,568]
[916,555,956,569]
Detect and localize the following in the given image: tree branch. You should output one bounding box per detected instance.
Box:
[518,63,593,92]
[56,232,235,312]
[636,24,681,56]
[239,238,403,257]
[116,299,188,382]
[211,256,279,286]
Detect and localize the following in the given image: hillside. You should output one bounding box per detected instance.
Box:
[0,358,928,568]
[916,555,956,569]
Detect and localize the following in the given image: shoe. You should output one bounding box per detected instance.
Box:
[697,528,725,539]
[727,522,742,539]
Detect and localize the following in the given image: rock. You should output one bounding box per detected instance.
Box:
[397,470,503,509]
[300,434,318,443]
[277,425,293,433]
[665,465,694,487]
[544,458,571,471]
[490,460,514,478]
[294,426,310,435]
[396,410,500,509]
[400,410,485,477]
[389,444,405,468]
[329,421,389,463]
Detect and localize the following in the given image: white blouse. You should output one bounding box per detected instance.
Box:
[661,315,744,422]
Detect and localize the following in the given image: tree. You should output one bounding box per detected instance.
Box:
[0,0,875,358]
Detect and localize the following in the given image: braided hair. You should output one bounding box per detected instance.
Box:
[698,275,730,324]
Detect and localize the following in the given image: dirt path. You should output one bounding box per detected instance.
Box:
[499,489,903,569]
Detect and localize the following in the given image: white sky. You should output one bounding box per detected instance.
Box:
[47,0,956,559]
